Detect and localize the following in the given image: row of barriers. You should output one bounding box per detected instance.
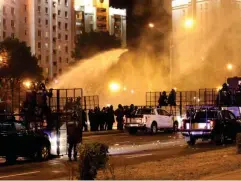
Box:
[145,88,238,117]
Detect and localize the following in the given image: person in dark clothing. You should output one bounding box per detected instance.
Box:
[67,121,81,161]
[94,107,101,131]
[82,109,88,131]
[235,84,241,106]
[100,107,106,131]
[158,91,168,107]
[217,83,232,106]
[88,109,94,131]
[115,104,124,130]
[168,89,177,114]
[107,105,115,130]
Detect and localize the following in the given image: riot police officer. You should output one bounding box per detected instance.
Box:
[67,117,81,161]
[158,91,168,108]
[217,83,232,106]
[168,89,177,114]
[235,84,241,106]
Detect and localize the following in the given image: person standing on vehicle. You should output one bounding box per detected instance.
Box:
[168,89,176,114]
[67,120,81,161]
[115,104,124,130]
[159,91,168,108]
[217,83,232,106]
[235,83,241,106]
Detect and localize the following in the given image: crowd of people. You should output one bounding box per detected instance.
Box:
[82,104,138,131]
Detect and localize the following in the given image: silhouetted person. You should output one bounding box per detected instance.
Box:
[159,91,168,107]
[88,109,94,131]
[94,107,101,131]
[107,105,115,130]
[168,89,176,114]
[235,84,241,106]
[115,104,124,130]
[100,107,107,131]
[82,109,88,131]
[67,121,81,161]
[217,83,232,106]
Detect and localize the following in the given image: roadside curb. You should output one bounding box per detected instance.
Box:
[83,130,124,136]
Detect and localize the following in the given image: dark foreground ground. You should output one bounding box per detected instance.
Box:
[0,132,240,180]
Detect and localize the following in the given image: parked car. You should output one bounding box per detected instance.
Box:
[0,120,51,163]
[125,108,179,135]
[181,108,241,146]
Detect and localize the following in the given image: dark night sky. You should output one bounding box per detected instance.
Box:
[109,0,133,9]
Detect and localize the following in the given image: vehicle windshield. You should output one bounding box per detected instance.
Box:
[0,122,13,132]
[194,111,218,122]
[136,109,152,115]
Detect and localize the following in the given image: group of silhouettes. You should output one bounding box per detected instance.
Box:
[216,83,241,106]
[158,89,177,107]
[84,104,139,131]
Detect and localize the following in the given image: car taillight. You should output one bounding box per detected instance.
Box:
[210,120,215,128]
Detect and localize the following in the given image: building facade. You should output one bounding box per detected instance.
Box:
[0,0,75,80]
[74,0,126,46]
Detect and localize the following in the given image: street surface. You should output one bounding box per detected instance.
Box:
[0,132,236,180]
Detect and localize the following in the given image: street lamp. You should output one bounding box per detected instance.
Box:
[109,82,120,92]
[148,23,155,28]
[23,80,32,89]
[227,63,233,71]
[184,18,194,29]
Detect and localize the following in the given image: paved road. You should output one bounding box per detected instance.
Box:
[0,132,232,180]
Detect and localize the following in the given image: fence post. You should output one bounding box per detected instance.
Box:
[56,89,60,156]
[180,92,182,117]
[84,96,87,110]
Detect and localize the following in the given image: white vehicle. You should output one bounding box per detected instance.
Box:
[125,108,179,135]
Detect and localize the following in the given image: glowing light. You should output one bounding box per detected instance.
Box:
[217,86,222,92]
[149,23,155,28]
[131,89,134,94]
[184,18,194,29]
[54,79,59,84]
[123,87,127,91]
[109,82,121,92]
[0,56,2,63]
[23,80,32,89]
[174,87,177,91]
[227,63,233,71]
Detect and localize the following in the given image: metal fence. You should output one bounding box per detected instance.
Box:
[83,95,99,110]
[146,91,197,117]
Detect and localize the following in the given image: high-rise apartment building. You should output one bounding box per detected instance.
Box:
[0,0,75,80]
[74,0,126,46]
